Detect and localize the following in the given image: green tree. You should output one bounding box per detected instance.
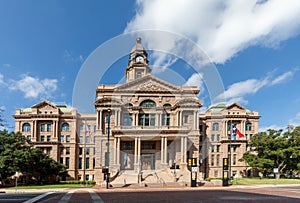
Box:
[240,126,300,178]
[0,130,67,184]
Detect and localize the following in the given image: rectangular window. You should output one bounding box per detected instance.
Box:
[60,147,64,155]
[47,135,51,142]
[60,135,64,143]
[41,136,45,142]
[66,135,70,142]
[250,134,253,140]
[121,141,133,150]
[162,113,170,126]
[233,145,237,152]
[86,158,90,169]
[214,170,218,177]
[93,158,95,169]
[211,134,215,142]
[141,141,156,150]
[211,145,215,152]
[123,113,133,126]
[65,157,69,169]
[184,115,188,124]
[217,134,220,141]
[60,157,63,164]
[47,124,51,132]
[138,114,156,126]
[27,136,31,141]
[79,147,83,155]
[93,147,96,155]
[86,136,91,144]
[94,125,96,132]
[211,155,214,166]
[78,158,82,169]
[216,155,220,166]
[66,147,70,155]
[79,136,83,143]
[86,148,90,155]
[41,124,45,132]
[80,125,83,132]
[217,145,220,152]
[233,154,237,165]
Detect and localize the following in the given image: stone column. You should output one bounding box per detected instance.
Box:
[180,136,184,164]
[99,110,102,131]
[137,137,141,167]
[161,136,165,164]
[117,137,120,165]
[113,137,117,164]
[164,137,167,164]
[183,137,187,164]
[179,111,182,126]
[134,137,138,164]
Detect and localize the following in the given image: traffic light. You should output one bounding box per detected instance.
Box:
[188,158,192,167]
[223,158,229,171]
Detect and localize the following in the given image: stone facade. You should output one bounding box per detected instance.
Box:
[13,38,260,184]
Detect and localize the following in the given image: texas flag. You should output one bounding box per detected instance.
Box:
[232,124,245,138]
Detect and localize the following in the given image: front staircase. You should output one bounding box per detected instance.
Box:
[109,169,192,188]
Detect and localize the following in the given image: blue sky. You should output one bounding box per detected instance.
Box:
[1,0,300,132]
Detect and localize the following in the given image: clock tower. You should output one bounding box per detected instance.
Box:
[126,37,151,82]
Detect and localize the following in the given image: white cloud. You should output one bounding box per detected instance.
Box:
[270,70,294,85]
[126,0,300,64]
[9,75,58,99]
[0,74,4,85]
[184,73,204,92]
[218,69,296,104]
[63,50,84,64]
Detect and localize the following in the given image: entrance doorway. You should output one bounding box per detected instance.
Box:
[141,154,155,170]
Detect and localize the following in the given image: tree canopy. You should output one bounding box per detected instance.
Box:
[0,130,67,184]
[241,126,300,177]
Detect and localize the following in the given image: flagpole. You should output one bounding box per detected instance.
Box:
[83,119,87,184]
[229,120,232,181]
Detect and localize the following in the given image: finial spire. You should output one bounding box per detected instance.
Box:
[136,37,142,44]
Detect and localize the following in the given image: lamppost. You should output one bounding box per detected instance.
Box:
[106,109,111,189]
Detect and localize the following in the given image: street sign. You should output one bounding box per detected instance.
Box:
[191,167,197,172]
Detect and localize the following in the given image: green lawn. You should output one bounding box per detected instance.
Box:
[232,178,300,185]
[6,184,94,190]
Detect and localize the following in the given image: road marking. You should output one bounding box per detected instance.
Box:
[89,190,105,203]
[58,190,75,203]
[23,192,54,203]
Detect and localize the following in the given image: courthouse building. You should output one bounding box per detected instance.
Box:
[13,38,260,184]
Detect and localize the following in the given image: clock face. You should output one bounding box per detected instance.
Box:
[135,56,144,62]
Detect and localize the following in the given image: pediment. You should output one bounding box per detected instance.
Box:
[226,103,246,111]
[31,100,58,111]
[115,75,180,92]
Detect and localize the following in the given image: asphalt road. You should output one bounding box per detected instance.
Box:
[0,185,299,203]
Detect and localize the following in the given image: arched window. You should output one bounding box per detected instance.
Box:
[212,123,219,131]
[140,100,156,108]
[124,103,133,109]
[163,103,172,108]
[61,123,70,132]
[246,123,252,131]
[22,123,31,132]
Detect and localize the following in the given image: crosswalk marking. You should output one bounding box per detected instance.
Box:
[23,192,54,203]
[89,190,105,203]
[58,190,75,203]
